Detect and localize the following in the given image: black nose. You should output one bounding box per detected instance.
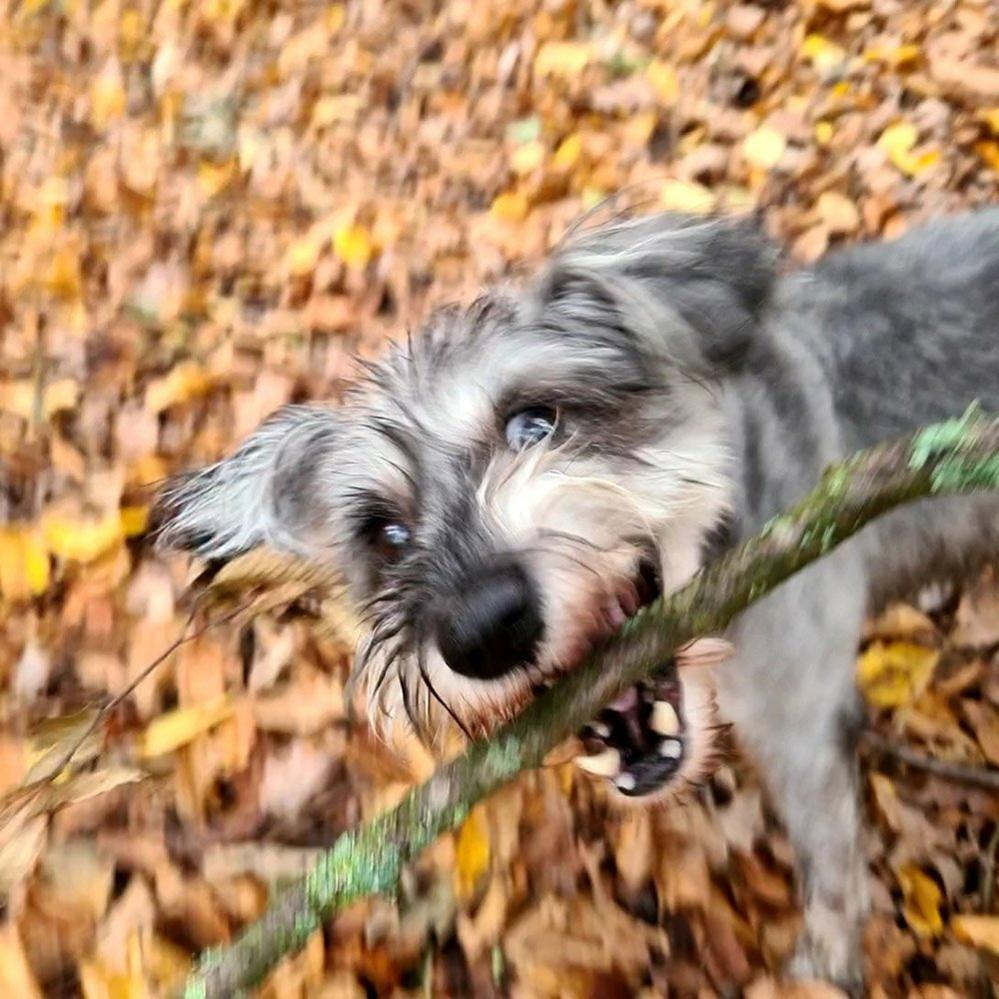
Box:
[436,560,544,680]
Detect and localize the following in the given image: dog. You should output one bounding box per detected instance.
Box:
[154,208,999,986]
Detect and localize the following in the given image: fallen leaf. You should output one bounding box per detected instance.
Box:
[332,223,374,269]
[801,34,847,75]
[660,179,715,214]
[0,923,44,997]
[42,510,124,563]
[139,698,235,758]
[743,127,787,170]
[454,804,490,902]
[534,42,592,78]
[857,641,939,709]
[898,865,944,938]
[951,914,999,954]
[490,191,530,223]
[0,528,50,600]
[816,191,860,234]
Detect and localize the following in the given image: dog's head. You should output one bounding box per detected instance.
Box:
[155,214,776,800]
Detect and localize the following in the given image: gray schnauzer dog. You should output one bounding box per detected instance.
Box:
[155,208,999,986]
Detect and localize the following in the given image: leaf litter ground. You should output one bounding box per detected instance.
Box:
[0,0,998,995]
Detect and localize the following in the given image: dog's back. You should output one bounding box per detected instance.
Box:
[784,211,999,604]
[786,208,999,448]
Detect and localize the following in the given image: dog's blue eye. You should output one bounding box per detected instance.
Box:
[370,520,411,562]
[505,407,557,451]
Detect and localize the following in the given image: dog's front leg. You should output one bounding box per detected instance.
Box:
[718,552,870,991]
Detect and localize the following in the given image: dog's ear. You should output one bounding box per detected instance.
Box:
[534,213,778,375]
[153,404,339,560]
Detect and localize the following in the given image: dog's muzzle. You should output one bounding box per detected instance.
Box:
[434,558,544,680]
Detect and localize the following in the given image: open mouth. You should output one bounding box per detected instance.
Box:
[569,558,720,801]
[575,673,690,796]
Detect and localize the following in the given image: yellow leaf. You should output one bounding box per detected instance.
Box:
[326,4,345,32]
[979,108,999,135]
[90,62,126,129]
[898,865,943,938]
[41,510,124,563]
[951,914,999,954]
[197,159,236,197]
[534,41,592,78]
[139,698,234,758]
[878,122,937,176]
[863,43,920,70]
[43,378,80,417]
[816,190,860,234]
[454,805,490,901]
[0,528,50,601]
[45,246,84,300]
[284,235,323,277]
[145,361,213,413]
[79,957,148,999]
[647,59,678,105]
[553,133,583,170]
[490,191,529,223]
[801,34,847,74]
[857,641,938,709]
[332,223,374,268]
[878,121,915,154]
[975,140,999,173]
[0,380,36,420]
[742,127,786,169]
[814,120,834,145]
[511,140,545,175]
[660,179,715,214]
[120,505,149,538]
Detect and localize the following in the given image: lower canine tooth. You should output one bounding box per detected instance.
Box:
[615,772,637,792]
[574,748,621,777]
[659,738,682,759]
[650,700,680,736]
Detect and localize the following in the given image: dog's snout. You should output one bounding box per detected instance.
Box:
[436,561,544,680]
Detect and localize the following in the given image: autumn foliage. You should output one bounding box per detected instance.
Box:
[0,0,997,995]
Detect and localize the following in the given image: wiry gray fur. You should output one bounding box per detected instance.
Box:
[155,209,999,988]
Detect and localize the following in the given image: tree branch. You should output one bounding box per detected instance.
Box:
[182,407,999,998]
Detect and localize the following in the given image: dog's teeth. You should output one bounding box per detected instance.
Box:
[649,700,680,737]
[659,738,683,759]
[574,748,621,777]
[588,721,611,739]
[615,772,637,792]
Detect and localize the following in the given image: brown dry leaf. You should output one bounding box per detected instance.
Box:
[0,0,996,992]
[816,191,860,235]
[0,810,47,899]
[0,923,44,998]
[951,576,999,647]
[962,700,999,764]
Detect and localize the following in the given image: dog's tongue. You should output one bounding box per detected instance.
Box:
[609,686,639,711]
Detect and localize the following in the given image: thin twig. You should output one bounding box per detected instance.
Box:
[861,730,999,792]
[0,599,247,825]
